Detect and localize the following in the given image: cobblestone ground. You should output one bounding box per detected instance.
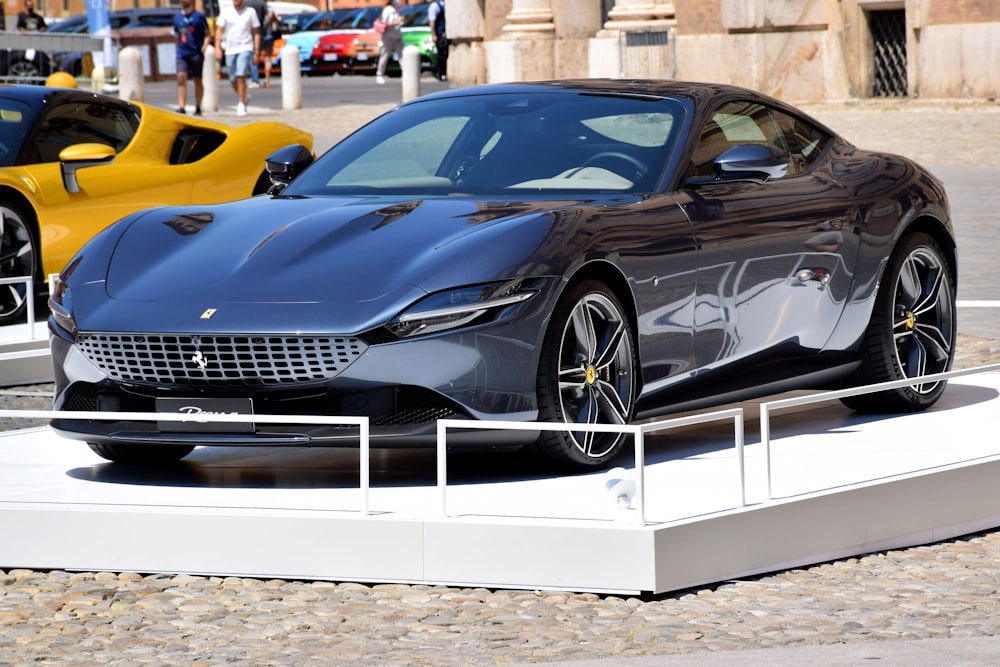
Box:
[1,100,999,665]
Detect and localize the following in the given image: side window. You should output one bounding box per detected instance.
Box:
[28,101,140,164]
[688,101,792,179]
[773,111,831,172]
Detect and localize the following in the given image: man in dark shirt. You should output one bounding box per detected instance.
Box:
[173,0,210,115]
[17,0,47,32]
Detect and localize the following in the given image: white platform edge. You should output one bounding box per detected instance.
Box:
[2,452,999,594]
[2,319,999,593]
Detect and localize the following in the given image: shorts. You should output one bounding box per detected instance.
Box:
[176,53,204,79]
[225,50,254,80]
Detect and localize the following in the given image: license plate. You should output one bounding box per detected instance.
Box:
[156,397,254,433]
[356,54,369,61]
[323,54,338,61]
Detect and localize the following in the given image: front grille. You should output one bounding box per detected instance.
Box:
[77,333,367,387]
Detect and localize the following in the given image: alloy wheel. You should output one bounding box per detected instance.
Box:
[892,245,954,393]
[555,291,635,459]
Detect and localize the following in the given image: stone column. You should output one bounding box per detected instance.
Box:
[485,0,556,82]
[445,0,495,88]
[589,0,676,78]
[604,0,675,31]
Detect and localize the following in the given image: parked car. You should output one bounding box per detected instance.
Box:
[2,8,179,80]
[0,49,55,83]
[255,7,321,75]
[310,8,383,76]
[48,80,957,471]
[0,84,313,324]
[280,8,358,75]
[348,3,436,75]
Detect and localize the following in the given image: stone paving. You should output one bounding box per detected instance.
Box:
[2,99,1000,666]
[2,530,1000,665]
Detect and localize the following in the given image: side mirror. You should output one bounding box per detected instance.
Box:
[59,143,116,193]
[264,144,314,193]
[714,143,789,182]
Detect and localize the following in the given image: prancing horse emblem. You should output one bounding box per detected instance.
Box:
[201,308,217,319]
[191,350,209,370]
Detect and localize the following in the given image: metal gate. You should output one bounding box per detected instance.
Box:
[868,9,907,97]
[618,29,675,79]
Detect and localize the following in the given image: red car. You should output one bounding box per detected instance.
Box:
[307,7,380,75]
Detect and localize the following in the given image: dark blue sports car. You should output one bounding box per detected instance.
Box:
[48,80,957,470]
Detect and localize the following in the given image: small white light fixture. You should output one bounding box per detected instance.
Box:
[604,467,636,510]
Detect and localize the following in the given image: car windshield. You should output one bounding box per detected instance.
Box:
[400,4,428,26]
[285,91,683,197]
[0,98,33,167]
[337,6,380,29]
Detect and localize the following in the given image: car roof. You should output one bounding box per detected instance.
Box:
[0,84,137,115]
[412,78,803,113]
[45,8,175,33]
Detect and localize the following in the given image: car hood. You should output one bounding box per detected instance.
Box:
[98,195,585,333]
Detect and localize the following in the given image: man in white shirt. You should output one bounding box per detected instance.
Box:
[215,0,261,116]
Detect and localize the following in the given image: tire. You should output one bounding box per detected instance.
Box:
[0,201,38,325]
[841,232,956,412]
[9,60,40,81]
[88,443,196,464]
[532,281,637,470]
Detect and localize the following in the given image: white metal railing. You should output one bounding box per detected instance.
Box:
[759,362,1000,499]
[1,366,998,526]
[437,408,745,525]
[0,276,35,335]
[0,409,372,513]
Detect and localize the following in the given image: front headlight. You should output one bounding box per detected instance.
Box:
[48,278,76,338]
[386,279,537,339]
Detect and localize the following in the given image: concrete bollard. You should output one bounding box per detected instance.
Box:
[401,45,421,102]
[280,44,302,110]
[202,45,219,113]
[117,47,144,102]
[90,65,106,93]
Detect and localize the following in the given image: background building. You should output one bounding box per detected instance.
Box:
[450,0,1000,102]
[6,0,998,101]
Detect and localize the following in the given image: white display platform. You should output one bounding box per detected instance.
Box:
[1,374,999,594]
[0,319,51,386]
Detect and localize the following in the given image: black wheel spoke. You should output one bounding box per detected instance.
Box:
[594,319,626,370]
[594,378,629,425]
[570,301,597,360]
[913,323,951,364]
[897,255,922,308]
[911,264,944,314]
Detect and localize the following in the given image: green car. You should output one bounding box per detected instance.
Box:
[400,2,437,71]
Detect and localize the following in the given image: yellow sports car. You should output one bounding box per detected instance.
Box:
[0,84,313,324]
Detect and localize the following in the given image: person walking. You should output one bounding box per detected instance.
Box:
[173,0,209,115]
[244,0,267,89]
[16,0,47,32]
[215,0,260,117]
[375,0,403,85]
[428,0,447,82]
[258,3,279,88]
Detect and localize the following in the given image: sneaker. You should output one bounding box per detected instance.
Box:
[193,107,202,117]
[236,103,247,117]
[177,107,186,114]
[248,81,261,89]
[376,75,385,85]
